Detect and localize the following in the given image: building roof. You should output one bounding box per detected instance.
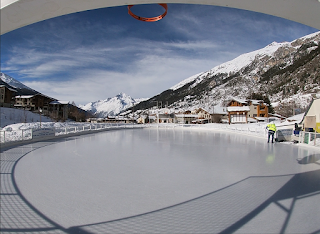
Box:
[249,99,264,105]
[15,95,35,99]
[230,97,247,104]
[0,85,17,92]
[300,98,320,124]
[247,117,258,123]
[213,106,227,114]
[175,114,198,118]
[50,100,70,105]
[227,106,250,112]
[269,113,286,119]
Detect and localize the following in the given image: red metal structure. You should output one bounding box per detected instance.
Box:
[128,4,168,22]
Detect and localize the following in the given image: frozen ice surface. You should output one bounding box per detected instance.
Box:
[10,128,320,232]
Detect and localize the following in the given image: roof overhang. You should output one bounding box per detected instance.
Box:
[1,0,320,35]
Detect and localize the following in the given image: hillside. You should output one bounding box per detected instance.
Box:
[132,31,320,115]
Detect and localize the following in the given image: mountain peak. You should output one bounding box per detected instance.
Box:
[80,93,144,117]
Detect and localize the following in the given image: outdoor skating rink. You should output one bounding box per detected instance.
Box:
[2,128,320,233]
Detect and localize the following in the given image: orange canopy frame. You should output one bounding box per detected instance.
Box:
[128,4,168,22]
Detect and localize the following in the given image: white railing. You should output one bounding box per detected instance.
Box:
[299,131,320,147]
[0,129,33,143]
[0,123,142,144]
[1,122,319,148]
[148,123,268,137]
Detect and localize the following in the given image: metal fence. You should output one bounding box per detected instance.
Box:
[299,131,320,147]
[0,123,141,144]
[1,123,319,148]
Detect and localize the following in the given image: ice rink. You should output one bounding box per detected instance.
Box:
[1,128,320,233]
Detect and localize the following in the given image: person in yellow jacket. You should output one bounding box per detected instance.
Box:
[266,122,277,143]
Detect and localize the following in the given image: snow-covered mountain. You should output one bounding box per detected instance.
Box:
[133,31,320,116]
[0,72,38,95]
[80,93,147,118]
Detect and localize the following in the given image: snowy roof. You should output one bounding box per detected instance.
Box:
[248,117,258,122]
[227,106,250,112]
[213,106,227,114]
[230,97,247,104]
[15,95,34,99]
[286,113,305,122]
[0,85,17,92]
[175,114,198,118]
[255,117,268,121]
[249,100,264,105]
[50,101,69,105]
[269,113,286,119]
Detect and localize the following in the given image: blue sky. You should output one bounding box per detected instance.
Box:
[1,4,318,105]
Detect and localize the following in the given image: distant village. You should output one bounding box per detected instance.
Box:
[0,84,285,124]
[1,84,319,133]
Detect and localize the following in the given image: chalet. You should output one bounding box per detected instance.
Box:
[226,98,270,124]
[49,101,70,121]
[158,113,175,123]
[211,106,228,123]
[300,98,320,133]
[175,111,198,124]
[227,106,250,124]
[137,115,149,124]
[0,85,17,107]
[247,100,269,118]
[227,98,247,107]
[15,94,56,114]
[191,108,212,124]
[226,98,248,124]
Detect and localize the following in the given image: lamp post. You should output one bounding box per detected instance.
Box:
[39,108,42,128]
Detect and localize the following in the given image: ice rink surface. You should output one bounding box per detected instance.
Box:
[2,128,320,233]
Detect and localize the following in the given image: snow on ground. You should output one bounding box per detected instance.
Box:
[0,105,307,145]
[0,107,53,129]
[0,107,96,132]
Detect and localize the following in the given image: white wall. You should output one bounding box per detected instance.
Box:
[1,0,320,35]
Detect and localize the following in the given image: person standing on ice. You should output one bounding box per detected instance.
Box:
[266,122,277,143]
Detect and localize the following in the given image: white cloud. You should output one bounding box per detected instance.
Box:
[23,52,221,105]
[2,4,317,106]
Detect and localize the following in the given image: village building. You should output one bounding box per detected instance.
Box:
[211,106,228,123]
[158,113,175,123]
[175,110,198,124]
[190,108,212,124]
[247,100,269,118]
[226,98,250,124]
[14,94,57,114]
[137,115,149,124]
[0,85,17,107]
[300,98,320,133]
[49,101,70,121]
[226,98,270,124]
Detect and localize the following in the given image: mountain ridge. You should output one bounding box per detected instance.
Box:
[130,31,320,115]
